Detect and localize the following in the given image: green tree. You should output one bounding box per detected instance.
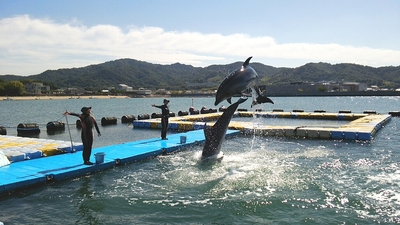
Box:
[3,81,25,96]
[317,85,327,92]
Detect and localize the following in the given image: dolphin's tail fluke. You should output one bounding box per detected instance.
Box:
[252,95,274,107]
[250,87,274,107]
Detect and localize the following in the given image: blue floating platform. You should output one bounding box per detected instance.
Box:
[0,129,239,195]
[132,112,391,141]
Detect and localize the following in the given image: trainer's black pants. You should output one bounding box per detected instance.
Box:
[161,116,169,139]
[81,130,94,162]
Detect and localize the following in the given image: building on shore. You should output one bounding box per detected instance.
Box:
[134,87,152,95]
[261,82,368,95]
[24,82,50,95]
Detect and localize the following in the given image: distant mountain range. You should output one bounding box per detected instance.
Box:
[1,58,399,90]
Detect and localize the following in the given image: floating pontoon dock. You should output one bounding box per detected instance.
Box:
[0,136,83,162]
[134,111,392,141]
[0,130,239,195]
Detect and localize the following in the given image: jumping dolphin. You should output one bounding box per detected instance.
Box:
[201,97,248,161]
[214,56,274,107]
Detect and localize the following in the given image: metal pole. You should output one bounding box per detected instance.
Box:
[65,113,75,153]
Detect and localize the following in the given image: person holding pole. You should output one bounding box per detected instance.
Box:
[152,99,170,140]
[64,106,101,165]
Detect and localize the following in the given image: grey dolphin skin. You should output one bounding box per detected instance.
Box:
[214,56,274,107]
[201,97,248,160]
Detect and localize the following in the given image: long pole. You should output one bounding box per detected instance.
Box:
[65,113,75,153]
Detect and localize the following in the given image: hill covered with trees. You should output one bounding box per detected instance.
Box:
[1,58,399,92]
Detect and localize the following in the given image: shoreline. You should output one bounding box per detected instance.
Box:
[1,95,130,101]
[2,91,400,101]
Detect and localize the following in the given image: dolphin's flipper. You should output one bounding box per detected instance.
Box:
[243,56,253,67]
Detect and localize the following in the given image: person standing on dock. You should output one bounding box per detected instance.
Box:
[64,107,101,165]
[152,99,170,140]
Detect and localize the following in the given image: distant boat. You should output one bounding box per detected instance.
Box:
[3,97,14,101]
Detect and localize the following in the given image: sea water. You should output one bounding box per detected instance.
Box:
[0,96,399,224]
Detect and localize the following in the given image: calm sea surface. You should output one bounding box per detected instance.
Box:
[0,96,400,224]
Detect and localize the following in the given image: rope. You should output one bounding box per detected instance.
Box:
[0,115,70,128]
[55,115,65,122]
[0,126,17,129]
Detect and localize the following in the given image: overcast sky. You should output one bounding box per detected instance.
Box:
[1,0,399,76]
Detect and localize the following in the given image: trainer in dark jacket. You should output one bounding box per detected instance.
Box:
[64,106,101,165]
[152,99,170,140]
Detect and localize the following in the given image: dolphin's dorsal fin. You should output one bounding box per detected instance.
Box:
[227,97,232,104]
[243,56,253,67]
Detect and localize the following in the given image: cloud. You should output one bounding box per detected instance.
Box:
[1,15,399,75]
